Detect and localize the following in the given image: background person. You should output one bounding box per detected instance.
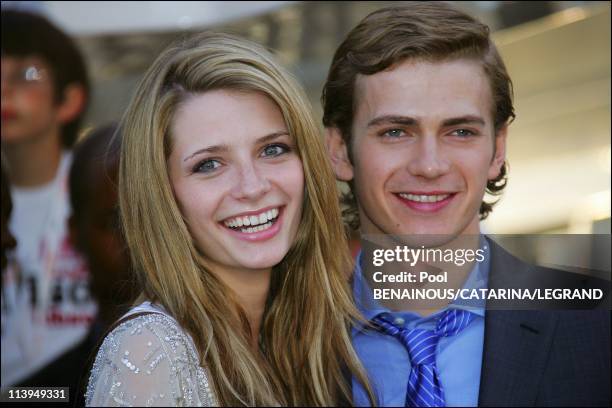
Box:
[1,9,95,389]
[16,123,136,406]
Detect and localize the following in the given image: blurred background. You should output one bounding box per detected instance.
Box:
[4,0,610,234]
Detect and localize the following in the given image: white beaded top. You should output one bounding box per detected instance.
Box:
[85,302,217,407]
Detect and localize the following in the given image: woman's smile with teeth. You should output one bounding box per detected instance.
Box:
[223,207,280,233]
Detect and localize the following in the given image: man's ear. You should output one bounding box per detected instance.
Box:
[56,83,86,124]
[488,125,508,180]
[325,127,354,182]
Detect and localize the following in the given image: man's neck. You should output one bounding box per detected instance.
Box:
[2,130,63,188]
[362,233,483,317]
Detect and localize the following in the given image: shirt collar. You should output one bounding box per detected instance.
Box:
[352,235,491,322]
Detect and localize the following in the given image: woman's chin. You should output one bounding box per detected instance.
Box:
[238,253,286,271]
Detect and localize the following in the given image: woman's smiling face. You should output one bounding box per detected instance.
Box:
[167,89,304,275]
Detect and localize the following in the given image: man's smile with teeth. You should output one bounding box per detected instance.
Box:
[398,193,451,203]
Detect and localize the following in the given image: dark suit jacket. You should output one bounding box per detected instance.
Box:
[478,239,610,406]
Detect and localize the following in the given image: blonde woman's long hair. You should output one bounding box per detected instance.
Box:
[119,32,374,406]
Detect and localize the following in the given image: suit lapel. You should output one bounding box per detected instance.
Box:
[478,238,559,407]
[479,309,558,406]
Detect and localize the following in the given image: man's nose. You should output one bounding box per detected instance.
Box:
[406,135,451,179]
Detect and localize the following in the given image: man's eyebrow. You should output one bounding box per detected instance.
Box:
[182,131,289,162]
[442,116,486,127]
[367,115,417,128]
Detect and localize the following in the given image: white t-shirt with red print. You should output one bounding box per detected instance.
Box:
[1,152,97,388]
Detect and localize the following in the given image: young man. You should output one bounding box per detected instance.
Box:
[1,9,96,388]
[322,3,609,406]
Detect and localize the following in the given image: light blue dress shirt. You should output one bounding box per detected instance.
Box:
[352,240,490,407]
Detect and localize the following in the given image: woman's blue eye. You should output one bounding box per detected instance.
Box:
[195,159,221,173]
[262,143,289,157]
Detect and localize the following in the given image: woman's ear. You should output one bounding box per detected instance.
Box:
[325,127,354,182]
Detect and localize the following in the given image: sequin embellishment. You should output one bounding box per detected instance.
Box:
[85,310,216,406]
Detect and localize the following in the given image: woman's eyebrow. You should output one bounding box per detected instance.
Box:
[255,131,290,144]
[183,144,229,162]
[182,131,289,162]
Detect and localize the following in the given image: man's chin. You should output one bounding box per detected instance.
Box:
[363,219,467,247]
[391,233,459,249]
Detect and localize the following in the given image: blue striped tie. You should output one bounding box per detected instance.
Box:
[372,309,475,407]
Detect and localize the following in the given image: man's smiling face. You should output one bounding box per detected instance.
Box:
[330,58,507,241]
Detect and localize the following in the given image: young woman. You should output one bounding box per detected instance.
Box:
[85,33,374,406]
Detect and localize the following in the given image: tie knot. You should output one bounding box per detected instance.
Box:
[372,309,475,366]
[436,308,475,337]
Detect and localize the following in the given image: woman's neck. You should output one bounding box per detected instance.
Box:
[214,264,272,348]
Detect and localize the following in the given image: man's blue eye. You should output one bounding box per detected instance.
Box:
[383,129,405,138]
[195,159,221,173]
[453,129,475,137]
[262,144,288,157]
